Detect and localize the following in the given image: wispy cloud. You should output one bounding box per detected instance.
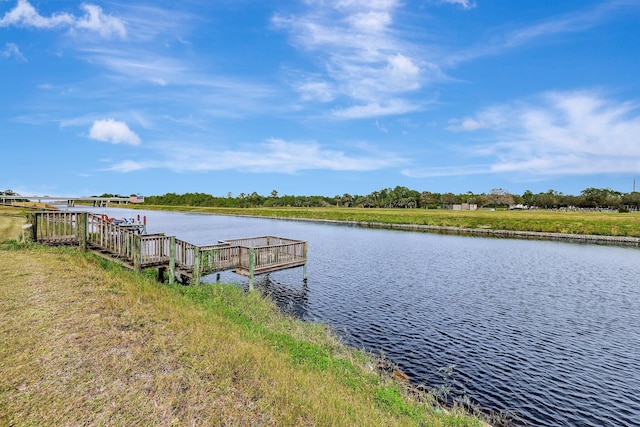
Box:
[272,0,440,118]
[0,0,126,39]
[332,99,420,119]
[445,0,640,65]
[438,0,476,10]
[1,42,25,61]
[446,107,508,131]
[78,47,187,86]
[444,90,640,177]
[89,119,141,146]
[402,164,491,178]
[106,138,408,174]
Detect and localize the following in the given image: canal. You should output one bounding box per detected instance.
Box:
[92,207,640,426]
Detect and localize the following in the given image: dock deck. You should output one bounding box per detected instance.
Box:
[27,212,307,288]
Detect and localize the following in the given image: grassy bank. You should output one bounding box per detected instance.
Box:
[0,206,26,242]
[124,205,640,238]
[0,209,483,426]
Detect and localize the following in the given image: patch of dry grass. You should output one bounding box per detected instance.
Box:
[0,245,482,426]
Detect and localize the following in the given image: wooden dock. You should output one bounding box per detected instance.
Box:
[26,212,307,289]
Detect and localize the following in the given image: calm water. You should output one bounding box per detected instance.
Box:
[92,208,640,426]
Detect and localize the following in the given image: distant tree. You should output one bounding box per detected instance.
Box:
[440,192,457,207]
[534,189,561,209]
[475,194,490,208]
[419,191,437,208]
[622,192,640,211]
[266,190,280,207]
[342,193,354,207]
[522,190,534,207]
[487,188,514,208]
[579,187,621,209]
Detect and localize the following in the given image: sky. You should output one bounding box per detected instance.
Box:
[1,0,640,198]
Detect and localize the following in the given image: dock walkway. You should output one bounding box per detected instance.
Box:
[27,212,307,288]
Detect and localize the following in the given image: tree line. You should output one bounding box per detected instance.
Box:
[139,187,640,211]
[4,187,639,211]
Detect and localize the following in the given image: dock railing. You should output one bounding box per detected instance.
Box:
[28,211,80,245]
[28,212,307,288]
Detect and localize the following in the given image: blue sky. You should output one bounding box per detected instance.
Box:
[2,0,640,198]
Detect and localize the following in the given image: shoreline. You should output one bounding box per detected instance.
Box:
[193,211,640,248]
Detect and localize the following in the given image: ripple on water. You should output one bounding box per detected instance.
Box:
[93,209,640,427]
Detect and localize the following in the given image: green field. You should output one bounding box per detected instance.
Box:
[130,205,640,238]
[0,208,484,426]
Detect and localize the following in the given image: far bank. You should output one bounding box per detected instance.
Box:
[115,205,640,245]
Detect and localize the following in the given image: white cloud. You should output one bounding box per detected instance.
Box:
[449,90,640,176]
[439,0,476,10]
[89,119,141,146]
[332,99,420,119]
[385,54,421,91]
[108,160,146,172]
[1,42,26,61]
[151,78,167,87]
[106,138,407,174]
[346,11,392,32]
[296,80,335,102]
[0,0,126,39]
[74,4,126,39]
[447,107,508,131]
[0,0,73,28]
[272,0,437,117]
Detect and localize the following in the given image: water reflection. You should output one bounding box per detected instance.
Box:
[253,274,310,318]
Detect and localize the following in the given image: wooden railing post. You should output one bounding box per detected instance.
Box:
[303,241,308,283]
[193,246,201,286]
[169,236,176,284]
[248,247,255,291]
[133,235,142,272]
[78,212,87,252]
[27,213,37,242]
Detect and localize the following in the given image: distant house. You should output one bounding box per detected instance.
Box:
[129,194,145,204]
[452,203,477,211]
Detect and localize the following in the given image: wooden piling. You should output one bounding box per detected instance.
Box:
[27,213,37,241]
[303,241,308,282]
[78,212,87,252]
[248,247,255,291]
[169,236,176,284]
[133,235,142,272]
[193,246,201,286]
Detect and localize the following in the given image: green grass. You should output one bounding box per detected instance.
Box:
[0,211,483,426]
[126,205,640,237]
[0,206,27,243]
